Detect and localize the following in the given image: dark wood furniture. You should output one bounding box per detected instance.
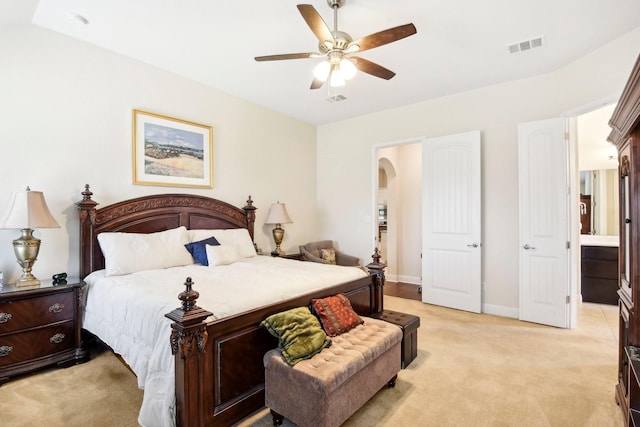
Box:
[76,185,385,427]
[0,279,87,384]
[580,194,592,234]
[278,252,304,260]
[608,53,640,426]
[371,309,420,368]
[626,346,640,426]
[581,245,619,305]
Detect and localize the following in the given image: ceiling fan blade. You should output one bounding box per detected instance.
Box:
[352,56,396,80]
[350,23,417,53]
[310,78,325,90]
[255,52,317,61]
[297,4,334,45]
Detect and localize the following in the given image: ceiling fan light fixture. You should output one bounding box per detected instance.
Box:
[339,58,357,80]
[313,60,331,81]
[329,66,346,87]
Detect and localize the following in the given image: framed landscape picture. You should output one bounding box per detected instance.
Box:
[133,109,213,188]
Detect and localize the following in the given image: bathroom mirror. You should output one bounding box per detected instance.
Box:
[579,168,619,236]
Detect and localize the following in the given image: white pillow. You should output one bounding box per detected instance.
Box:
[205,244,240,266]
[97,226,193,276]
[189,228,256,258]
[188,229,218,242]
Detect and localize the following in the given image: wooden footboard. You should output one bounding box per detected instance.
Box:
[166,259,385,427]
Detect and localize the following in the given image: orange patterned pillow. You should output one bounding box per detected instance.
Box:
[311,294,364,337]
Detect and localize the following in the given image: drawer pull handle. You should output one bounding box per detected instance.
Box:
[0,312,11,323]
[49,303,64,313]
[50,333,65,344]
[0,345,13,357]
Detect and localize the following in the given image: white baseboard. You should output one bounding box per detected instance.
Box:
[385,275,421,285]
[385,274,399,282]
[482,303,519,319]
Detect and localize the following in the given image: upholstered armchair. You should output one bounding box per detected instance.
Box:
[299,240,360,267]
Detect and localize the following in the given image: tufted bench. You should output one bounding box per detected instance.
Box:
[264,317,402,427]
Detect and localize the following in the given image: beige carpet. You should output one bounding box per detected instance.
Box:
[0,296,622,427]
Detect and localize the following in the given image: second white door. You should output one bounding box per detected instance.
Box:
[422,131,482,313]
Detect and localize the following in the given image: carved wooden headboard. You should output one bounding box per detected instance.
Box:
[76,185,256,279]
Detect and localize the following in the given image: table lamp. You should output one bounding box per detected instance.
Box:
[265,202,292,256]
[0,187,60,286]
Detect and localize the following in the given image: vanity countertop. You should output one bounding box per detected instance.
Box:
[580,234,619,247]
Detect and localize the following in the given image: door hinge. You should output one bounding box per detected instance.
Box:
[566,241,570,249]
[564,131,569,141]
[566,295,570,304]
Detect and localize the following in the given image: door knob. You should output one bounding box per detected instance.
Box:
[467,243,479,248]
[523,244,536,250]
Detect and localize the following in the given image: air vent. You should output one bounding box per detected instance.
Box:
[507,36,544,54]
[326,94,347,103]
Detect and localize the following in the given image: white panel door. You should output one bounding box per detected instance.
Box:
[422,131,482,313]
[518,118,569,328]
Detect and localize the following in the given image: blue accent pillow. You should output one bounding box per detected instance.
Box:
[185,236,220,266]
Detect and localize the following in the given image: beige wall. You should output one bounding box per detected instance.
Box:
[3,21,639,316]
[0,24,317,282]
[317,27,640,314]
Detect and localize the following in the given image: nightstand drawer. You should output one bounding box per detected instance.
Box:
[0,321,75,367]
[0,291,74,334]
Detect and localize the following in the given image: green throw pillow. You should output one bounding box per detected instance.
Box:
[261,306,331,365]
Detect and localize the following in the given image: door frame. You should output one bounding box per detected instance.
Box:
[564,94,620,329]
[372,137,426,284]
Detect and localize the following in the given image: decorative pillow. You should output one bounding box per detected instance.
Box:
[261,307,332,365]
[97,226,192,276]
[190,228,256,258]
[321,248,337,265]
[205,244,240,266]
[184,236,220,266]
[311,294,364,337]
[300,246,331,264]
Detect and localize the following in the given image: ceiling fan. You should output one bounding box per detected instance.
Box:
[255,0,417,90]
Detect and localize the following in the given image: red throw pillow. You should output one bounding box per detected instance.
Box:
[311,294,364,337]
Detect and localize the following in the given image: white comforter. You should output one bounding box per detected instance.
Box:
[82,256,367,427]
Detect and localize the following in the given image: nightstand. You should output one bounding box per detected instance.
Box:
[264,252,304,261]
[0,278,88,384]
[274,252,304,261]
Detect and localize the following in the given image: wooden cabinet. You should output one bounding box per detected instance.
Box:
[581,245,619,305]
[0,279,88,384]
[609,53,640,426]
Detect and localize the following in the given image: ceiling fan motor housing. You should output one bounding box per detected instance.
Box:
[319,30,353,54]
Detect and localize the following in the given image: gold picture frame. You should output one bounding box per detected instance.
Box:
[132,109,213,188]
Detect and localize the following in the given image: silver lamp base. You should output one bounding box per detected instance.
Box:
[13,228,42,287]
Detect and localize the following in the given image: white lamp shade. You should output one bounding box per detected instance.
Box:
[313,61,331,81]
[0,189,60,229]
[265,202,292,225]
[339,59,357,80]
[329,66,346,87]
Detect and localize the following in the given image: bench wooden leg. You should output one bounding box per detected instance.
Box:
[271,409,284,426]
[387,374,398,388]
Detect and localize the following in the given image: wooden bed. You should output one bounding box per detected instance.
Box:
[76,185,385,426]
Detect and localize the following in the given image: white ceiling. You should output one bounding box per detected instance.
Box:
[4,0,640,125]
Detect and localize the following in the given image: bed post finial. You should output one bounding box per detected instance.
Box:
[179,277,199,312]
[366,248,387,313]
[81,184,93,201]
